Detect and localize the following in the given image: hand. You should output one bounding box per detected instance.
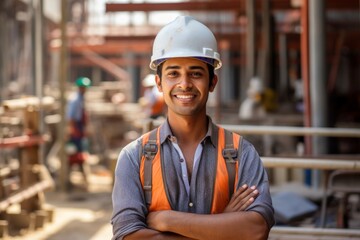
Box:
[223,184,259,213]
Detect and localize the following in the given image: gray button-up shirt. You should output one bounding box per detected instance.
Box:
[111,117,274,240]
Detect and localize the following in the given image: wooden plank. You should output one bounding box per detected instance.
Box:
[0,135,49,149]
[0,179,54,212]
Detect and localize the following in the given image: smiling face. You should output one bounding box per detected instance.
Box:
[156,58,218,119]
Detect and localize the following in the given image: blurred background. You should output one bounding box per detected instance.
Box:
[0,0,359,239]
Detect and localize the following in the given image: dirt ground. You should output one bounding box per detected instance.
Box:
[6,168,114,240]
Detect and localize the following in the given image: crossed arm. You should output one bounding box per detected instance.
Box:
[123,185,269,240]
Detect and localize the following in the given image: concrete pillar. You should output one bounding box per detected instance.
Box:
[220,41,234,104]
[244,0,256,100]
[126,52,140,102]
[259,0,273,89]
[0,2,5,102]
[34,0,45,166]
[91,67,102,85]
[279,34,289,102]
[59,0,69,192]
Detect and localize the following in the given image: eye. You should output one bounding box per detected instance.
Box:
[190,71,203,78]
[166,71,179,78]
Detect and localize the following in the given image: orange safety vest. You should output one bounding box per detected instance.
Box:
[139,126,242,214]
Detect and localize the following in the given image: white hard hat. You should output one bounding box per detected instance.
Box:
[247,77,264,96]
[142,74,156,87]
[150,15,222,70]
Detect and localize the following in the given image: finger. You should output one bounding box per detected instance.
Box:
[225,185,248,213]
[227,186,254,211]
[232,186,259,211]
[238,189,259,211]
[227,184,248,207]
[234,185,255,205]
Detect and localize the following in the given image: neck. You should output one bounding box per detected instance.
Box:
[168,113,208,144]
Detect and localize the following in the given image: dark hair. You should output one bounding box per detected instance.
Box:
[156,62,215,87]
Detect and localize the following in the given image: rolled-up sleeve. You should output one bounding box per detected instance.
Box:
[111,139,148,240]
[238,139,275,228]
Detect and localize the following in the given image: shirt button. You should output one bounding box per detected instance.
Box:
[189,202,193,207]
[180,158,184,162]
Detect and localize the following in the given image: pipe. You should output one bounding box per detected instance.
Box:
[309,0,328,188]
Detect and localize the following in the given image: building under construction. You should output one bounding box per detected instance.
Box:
[0,0,359,239]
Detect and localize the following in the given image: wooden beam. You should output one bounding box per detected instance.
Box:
[0,135,49,149]
[0,179,54,212]
[80,49,131,82]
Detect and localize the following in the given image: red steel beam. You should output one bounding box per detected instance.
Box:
[67,31,360,57]
[105,0,359,13]
[106,1,244,12]
[70,55,248,67]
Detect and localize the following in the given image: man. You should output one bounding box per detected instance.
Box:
[112,16,274,240]
[66,77,91,189]
[238,76,266,120]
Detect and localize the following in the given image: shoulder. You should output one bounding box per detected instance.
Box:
[117,135,144,167]
[238,137,265,169]
[240,138,257,154]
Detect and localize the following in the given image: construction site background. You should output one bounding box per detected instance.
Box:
[0,0,360,239]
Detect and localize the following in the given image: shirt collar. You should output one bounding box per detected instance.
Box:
[158,116,218,147]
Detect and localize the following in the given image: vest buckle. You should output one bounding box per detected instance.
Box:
[222,148,238,163]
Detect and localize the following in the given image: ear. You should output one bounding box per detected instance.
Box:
[209,74,218,92]
[155,75,163,92]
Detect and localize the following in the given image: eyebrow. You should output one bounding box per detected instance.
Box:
[164,65,206,71]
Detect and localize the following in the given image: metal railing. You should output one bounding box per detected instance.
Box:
[145,120,360,235]
[221,124,360,138]
[270,226,360,239]
[262,157,360,170]
[222,124,360,234]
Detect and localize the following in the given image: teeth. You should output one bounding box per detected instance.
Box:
[176,95,193,99]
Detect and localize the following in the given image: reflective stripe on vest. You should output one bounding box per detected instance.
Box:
[140,126,241,213]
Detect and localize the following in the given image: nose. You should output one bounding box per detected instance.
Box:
[178,74,193,90]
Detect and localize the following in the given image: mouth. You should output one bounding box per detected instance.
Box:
[174,94,195,100]
[173,93,197,102]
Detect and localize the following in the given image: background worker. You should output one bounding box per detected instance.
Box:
[111,16,274,240]
[138,73,166,119]
[66,77,92,190]
[238,76,266,120]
